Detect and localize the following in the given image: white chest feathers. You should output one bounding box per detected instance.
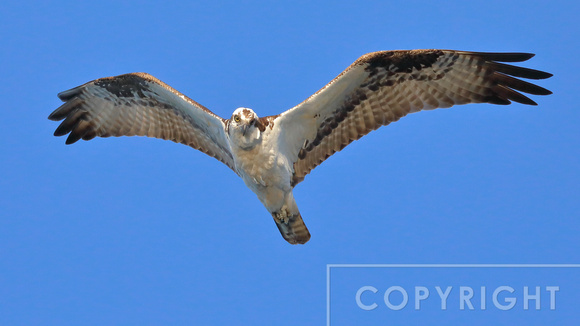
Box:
[232,140,290,189]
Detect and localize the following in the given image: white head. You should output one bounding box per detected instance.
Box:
[227,107,264,149]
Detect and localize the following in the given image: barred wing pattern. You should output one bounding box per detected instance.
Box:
[275,50,552,186]
[48,73,236,171]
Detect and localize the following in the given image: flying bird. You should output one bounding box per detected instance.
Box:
[48,49,552,244]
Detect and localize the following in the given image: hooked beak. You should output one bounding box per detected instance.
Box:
[242,118,263,136]
[250,118,265,132]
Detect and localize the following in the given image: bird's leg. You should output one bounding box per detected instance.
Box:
[272,205,291,224]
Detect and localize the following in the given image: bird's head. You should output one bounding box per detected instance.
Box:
[228,107,265,149]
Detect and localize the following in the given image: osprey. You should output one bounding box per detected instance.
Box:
[48,49,552,244]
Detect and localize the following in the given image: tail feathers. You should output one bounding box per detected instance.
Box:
[273,211,311,245]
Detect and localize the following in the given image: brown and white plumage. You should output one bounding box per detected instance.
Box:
[49,49,552,245]
[49,73,235,170]
[277,50,553,185]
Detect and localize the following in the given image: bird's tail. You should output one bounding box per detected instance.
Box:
[273,211,311,245]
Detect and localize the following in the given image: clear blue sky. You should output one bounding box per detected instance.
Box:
[1,1,578,325]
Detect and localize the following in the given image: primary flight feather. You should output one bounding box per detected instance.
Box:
[48,49,552,244]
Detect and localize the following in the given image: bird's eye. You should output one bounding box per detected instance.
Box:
[234,115,240,122]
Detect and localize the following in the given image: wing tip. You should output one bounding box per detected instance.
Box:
[57,85,84,101]
[65,133,82,145]
[48,97,85,121]
[466,51,536,62]
[47,111,60,121]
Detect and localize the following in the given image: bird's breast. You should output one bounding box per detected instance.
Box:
[233,143,290,190]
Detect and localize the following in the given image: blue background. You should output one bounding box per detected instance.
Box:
[0,1,577,325]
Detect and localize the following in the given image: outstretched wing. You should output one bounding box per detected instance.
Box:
[48,73,235,171]
[272,50,552,186]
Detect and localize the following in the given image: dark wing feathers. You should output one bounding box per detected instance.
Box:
[465,52,535,62]
[49,73,236,171]
[487,61,552,79]
[275,50,552,186]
